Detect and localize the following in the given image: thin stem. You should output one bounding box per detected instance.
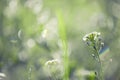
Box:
[96,50,104,80]
[57,10,69,80]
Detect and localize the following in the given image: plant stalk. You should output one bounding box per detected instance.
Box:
[96,50,103,80]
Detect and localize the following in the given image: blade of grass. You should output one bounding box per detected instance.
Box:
[56,10,69,80]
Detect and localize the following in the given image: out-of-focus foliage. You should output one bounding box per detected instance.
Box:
[0,0,120,80]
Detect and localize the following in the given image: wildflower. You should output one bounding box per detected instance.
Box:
[45,59,60,68]
[83,31,104,52]
[44,59,63,79]
[45,59,60,74]
[83,32,104,80]
[83,31,101,42]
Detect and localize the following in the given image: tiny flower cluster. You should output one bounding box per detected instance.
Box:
[45,59,60,67]
[44,59,63,80]
[83,31,104,52]
[83,32,100,42]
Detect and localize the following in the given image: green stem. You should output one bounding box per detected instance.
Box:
[62,40,69,80]
[96,50,104,80]
[57,10,69,80]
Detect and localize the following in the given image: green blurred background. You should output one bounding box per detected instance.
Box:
[0,0,120,80]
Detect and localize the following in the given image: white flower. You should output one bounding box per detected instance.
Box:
[45,59,60,66]
[83,31,103,51]
[83,33,89,41]
[83,31,101,42]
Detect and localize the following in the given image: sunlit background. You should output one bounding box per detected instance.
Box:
[0,0,120,80]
